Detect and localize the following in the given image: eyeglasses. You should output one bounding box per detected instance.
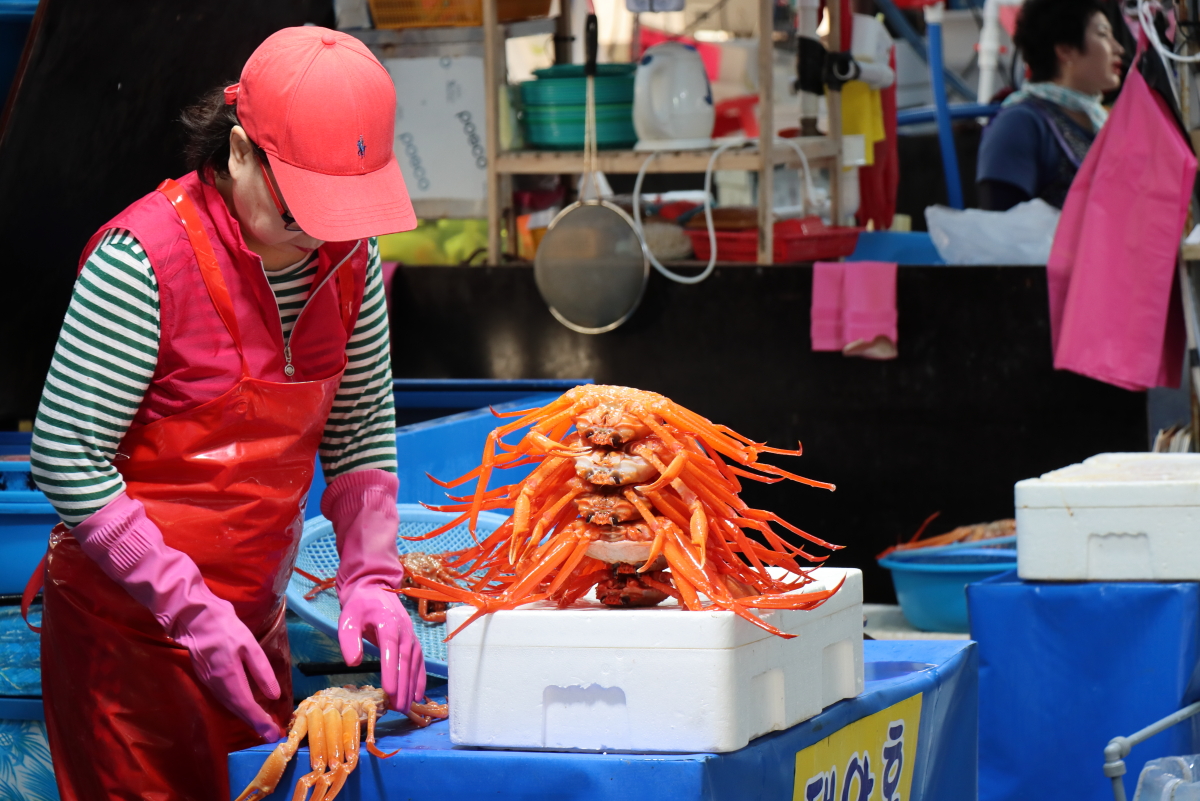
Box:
[253,146,303,232]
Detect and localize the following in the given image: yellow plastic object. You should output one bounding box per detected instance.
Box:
[841,80,885,166]
[377,220,493,266]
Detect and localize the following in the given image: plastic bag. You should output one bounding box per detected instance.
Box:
[924,199,1060,265]
[1135,755,1200,800]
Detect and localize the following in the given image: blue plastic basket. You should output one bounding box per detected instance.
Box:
[879,546,1016,633]
[0,461,56,596]
[287,504,508,679]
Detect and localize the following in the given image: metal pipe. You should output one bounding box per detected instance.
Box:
[924,3,963,209]
[873,0,975,101]
[896,102,1001,126]
[1103,700,1200,801]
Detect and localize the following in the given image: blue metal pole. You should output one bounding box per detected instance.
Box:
[925,3,964,209]
[873,0,975,101]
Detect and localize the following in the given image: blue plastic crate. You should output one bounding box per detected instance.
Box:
[0,462,54,597]
[287,505,508,679]
[305,391,565,519]
[0,0,35,110]
[0,432,32,457]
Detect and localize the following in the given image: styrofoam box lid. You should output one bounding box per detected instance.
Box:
[445,567,862,650]
[1016,453,1200,508]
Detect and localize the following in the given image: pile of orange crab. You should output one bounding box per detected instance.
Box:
[401,385,845,640]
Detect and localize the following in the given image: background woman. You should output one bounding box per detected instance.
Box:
[976,0,1126,210]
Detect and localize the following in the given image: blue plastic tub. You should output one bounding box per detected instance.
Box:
[878,547,1016,632]
[0,0,35,109]
[0,461,55,596]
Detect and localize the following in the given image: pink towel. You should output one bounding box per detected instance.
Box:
[811,262,846,351]
[1048,54,1190,391]
[811,261,898,359]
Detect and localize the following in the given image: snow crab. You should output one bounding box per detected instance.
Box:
[401,385,845,640]
[234,685,447,801]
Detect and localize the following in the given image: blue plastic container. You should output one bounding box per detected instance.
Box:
[879,547,1016,632]
[0,460,55,596]
[0,431,32,457]
[0,1,36,109]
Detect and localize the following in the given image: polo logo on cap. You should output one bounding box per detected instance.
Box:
[357,136,366,159]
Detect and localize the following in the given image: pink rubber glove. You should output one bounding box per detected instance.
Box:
[71,492,282,742]
[322,469,425,712]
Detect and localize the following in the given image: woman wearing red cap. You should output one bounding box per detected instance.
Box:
[27,27,422,800]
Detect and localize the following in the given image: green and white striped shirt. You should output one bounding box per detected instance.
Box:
[30,231,397,526]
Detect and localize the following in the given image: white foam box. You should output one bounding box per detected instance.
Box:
[1016,453,1200,581]
[446,567,863,753]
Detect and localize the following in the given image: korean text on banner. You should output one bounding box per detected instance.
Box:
[793,693,922,801]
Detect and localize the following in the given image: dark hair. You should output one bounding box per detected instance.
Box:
[1013,0,1108,82]
[180,84,240,183]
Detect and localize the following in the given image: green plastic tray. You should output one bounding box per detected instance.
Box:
[522,103,632,124]
[520,75,635,106]
[531,63,637,79]
[524,118,638,149]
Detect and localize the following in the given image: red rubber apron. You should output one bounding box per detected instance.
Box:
[37,179,351,801]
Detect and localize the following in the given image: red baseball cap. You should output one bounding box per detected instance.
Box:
[226,27,417,242]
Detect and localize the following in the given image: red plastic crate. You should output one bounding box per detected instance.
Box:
[684,217,862,264]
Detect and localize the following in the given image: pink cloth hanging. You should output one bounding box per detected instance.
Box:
[1047,55,1193,391]
[811,262,846,351]
[811,260,898,359]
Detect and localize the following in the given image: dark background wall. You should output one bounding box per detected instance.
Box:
[389,265,1147,603]
[0,0,335,428]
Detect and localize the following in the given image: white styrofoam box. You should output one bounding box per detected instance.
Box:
[1016,453,1200,581]
[447,567,863,753]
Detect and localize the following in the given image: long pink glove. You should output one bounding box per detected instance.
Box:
[322,469,425,712]
[71,492,282,742]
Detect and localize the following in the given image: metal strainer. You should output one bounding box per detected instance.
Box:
[534,13,648,334]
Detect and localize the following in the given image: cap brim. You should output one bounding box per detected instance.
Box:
[267,152,418,243]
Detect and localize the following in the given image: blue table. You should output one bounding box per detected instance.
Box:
[229,639,977,801]
[968,571,1200,801]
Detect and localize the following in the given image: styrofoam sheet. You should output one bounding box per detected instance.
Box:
[1016,453,1200,580]
[447,567,864,753]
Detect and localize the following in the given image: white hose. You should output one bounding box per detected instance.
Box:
[1138,0,1200,64]
[630,137,818,285]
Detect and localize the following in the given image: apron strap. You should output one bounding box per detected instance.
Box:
[21,552,46,633]
[156,179,246,354]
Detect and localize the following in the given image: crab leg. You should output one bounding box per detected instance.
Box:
[310,704,346,801]
[544,535,596,597]
[324,705,361,801]
[620,489,670,573]
[551,561,608,606]
[291,706,331,801]
[740,508,841,550]
[365,705,399,759]
[637,574,683,603]
[233,711,309,801]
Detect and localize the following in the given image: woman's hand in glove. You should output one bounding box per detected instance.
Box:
[323,469,428,712]
[70,492,282,742]
[338,584,426,711]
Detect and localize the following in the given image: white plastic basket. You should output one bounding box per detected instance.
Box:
[287,504,509,679]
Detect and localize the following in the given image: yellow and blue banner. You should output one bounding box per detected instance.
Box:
[794,693,922,801]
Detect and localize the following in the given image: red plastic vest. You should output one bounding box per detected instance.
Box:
[77,170,368,426]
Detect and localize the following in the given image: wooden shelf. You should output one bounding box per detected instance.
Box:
[494,138,840,175]
[351,18,556,47]
[480,0,843,265]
